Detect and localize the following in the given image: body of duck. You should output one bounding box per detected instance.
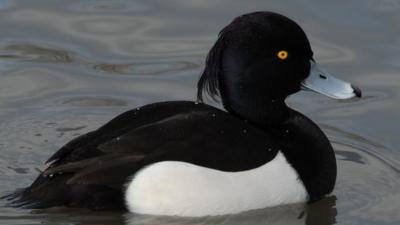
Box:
[6,11,361,217]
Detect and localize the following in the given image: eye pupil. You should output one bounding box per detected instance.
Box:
[277,50,288,60]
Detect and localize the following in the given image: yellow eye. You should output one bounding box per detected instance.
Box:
[277,50,289,60]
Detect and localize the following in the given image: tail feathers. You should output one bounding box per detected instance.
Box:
[1,188,58,209]
[2,181,126,211]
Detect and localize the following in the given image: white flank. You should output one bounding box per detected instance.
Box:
[125,152,308,217]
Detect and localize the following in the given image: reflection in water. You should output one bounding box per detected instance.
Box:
[306,196,337,225]
[0,197,336,225]
[126,197,336,225]
[31,209,126,225]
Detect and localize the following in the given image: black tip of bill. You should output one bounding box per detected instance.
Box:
[351,85,362,98]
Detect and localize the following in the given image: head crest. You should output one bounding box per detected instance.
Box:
[197,12,268,103]
[196,31,226,103]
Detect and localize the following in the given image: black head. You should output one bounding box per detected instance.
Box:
[197,12,313,124]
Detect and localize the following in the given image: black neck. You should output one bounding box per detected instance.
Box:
[222,96,291,126]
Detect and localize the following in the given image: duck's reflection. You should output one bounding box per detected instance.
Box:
[125,196,337,225]
[28,196,336,225]
[306,196,337,225]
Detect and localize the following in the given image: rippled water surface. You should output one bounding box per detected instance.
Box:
[0,0,399,224]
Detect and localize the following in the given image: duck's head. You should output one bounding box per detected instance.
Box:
[197,11,361,124]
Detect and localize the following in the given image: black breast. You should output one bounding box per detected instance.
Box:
[266,109,337,202]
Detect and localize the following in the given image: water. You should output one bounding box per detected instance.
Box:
[0,0,399,224]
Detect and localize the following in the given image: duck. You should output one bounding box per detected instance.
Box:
[5,11,361,217]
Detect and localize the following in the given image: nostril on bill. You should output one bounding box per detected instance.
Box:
[319,74,327,80]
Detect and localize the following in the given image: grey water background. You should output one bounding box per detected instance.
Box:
[0,0,399,224]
